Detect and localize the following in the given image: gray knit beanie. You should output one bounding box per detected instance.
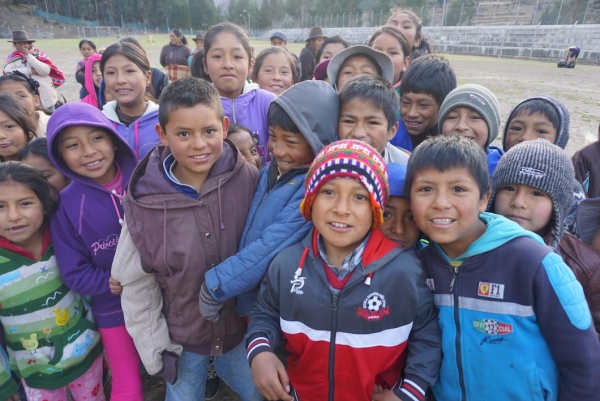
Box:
[489,139,575,248]
[437,84,501,149]
[502,95,570,151]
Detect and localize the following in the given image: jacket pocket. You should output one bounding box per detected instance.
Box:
[528,364,554,401]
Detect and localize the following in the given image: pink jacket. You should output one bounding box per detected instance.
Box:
[81,53,102,108]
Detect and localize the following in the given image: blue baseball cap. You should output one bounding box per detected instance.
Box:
[270,32,287,42]
[388,163,407,198]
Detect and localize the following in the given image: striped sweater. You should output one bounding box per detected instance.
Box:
[0,231,103,399]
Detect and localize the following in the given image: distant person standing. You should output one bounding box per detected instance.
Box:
[299,27,326,81]
[270,31,301,80]
[160,29,191,81]
[189,32,207,79]
[3,30,64,111]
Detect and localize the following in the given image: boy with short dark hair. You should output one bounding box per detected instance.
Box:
[338,75,408,164]
[407,135,600,401]
[396,55,456,151]
[111,77,261,401]
[246,139,441,401]
[381,163,420,248]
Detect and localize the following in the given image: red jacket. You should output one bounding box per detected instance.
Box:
[246,229,441,401]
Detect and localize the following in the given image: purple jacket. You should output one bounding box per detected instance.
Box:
[221,84,275,163]
[47,102,137,328]
[102,100,160,162]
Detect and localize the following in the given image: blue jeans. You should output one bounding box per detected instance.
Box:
[165,341,262,401]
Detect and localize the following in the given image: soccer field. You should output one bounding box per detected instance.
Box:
[2,34,598,154]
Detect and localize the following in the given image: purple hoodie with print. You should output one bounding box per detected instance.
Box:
[47,102,137,328]
[221,85,275,163]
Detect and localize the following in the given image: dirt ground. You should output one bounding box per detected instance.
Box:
[1,34,598,155]
[1,35,599,401]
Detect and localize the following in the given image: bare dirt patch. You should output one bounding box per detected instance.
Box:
[2,35,598,154]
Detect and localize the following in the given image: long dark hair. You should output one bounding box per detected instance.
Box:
[0,161,58,222]
[0,92,36,151]
[172,29,188,46]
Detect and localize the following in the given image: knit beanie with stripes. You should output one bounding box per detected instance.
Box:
[300,139,389,228]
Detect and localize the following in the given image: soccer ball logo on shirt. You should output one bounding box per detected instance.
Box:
[356,292,390,321]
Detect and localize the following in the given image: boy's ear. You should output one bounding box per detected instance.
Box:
[387,120,399,142]
[222,116,229,139]
[479,189,492,212]
[155,123,169,147]
[145,69,152,88]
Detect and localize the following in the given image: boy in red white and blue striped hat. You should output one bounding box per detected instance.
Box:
[246,139,441,401]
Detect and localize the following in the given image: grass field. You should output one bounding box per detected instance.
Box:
[2,34,599,155]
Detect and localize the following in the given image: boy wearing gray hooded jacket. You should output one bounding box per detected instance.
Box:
[199,80,339,319]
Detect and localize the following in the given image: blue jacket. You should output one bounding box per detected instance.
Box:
[486,145,503,176]
[204,163,311,315]
[419,213,600,401]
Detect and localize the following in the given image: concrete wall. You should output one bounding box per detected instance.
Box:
[260,24,600,64]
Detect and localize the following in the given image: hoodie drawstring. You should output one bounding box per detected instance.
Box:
[217,178,225,230]
[294,247,311,279]
[162,201,174,276]
[134,120,140,160]
[109,190,124,226]
[78,194,86,235]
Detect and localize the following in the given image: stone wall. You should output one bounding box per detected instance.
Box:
[260,24,600,64]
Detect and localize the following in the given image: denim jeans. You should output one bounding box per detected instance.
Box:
[165,341,262,401]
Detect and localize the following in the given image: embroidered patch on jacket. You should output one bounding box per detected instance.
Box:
[426,278,435,291]
[473,319,513,335]
[477,282,505,299]
[356,292,390,321]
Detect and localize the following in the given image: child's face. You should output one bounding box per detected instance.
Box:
[21,154,69,193]
[256,52,293,95]
[0,180,45,250]
[370,33,408,84]
[102,54,151,110]
[410,167,489,259]
[441,106,489,149]
[381,196,419,248]
[400,92,440,137]
[338,98,397,154]
[268,125,314,176]
[204,32,250,99]
[80,43,95,59]
[229,129,261,170]
[387,12,418,49]
[58,126,117,184]
[92,61,102,89]
[270,38,285,47]
[195,39,204,51]
[312,177,373,262]
[505,111,557,151]
[0,110,28,161]
[311,37,325,52]
[493,184,553,235]
[157,104,227,189]
[337,55,379,90]
[319,42,346,64]
[0,81,40,115]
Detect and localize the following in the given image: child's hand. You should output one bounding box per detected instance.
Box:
[250,351,293,401]
[372,389,401,401]
[109,277,122,295]
[198,283,223,321]
[7,391,21,401]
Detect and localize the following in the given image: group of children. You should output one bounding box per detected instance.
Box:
[0,6,599,401]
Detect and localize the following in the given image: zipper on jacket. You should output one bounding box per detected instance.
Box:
[451,265,467,401]
[328,293,340,401]
[231,98,237,123]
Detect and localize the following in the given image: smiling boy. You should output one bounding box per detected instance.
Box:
[407,135,600,401]
[246,140,441,401]
[111,78,261,401]
[397,55,456,150]
[338,75,409,165]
